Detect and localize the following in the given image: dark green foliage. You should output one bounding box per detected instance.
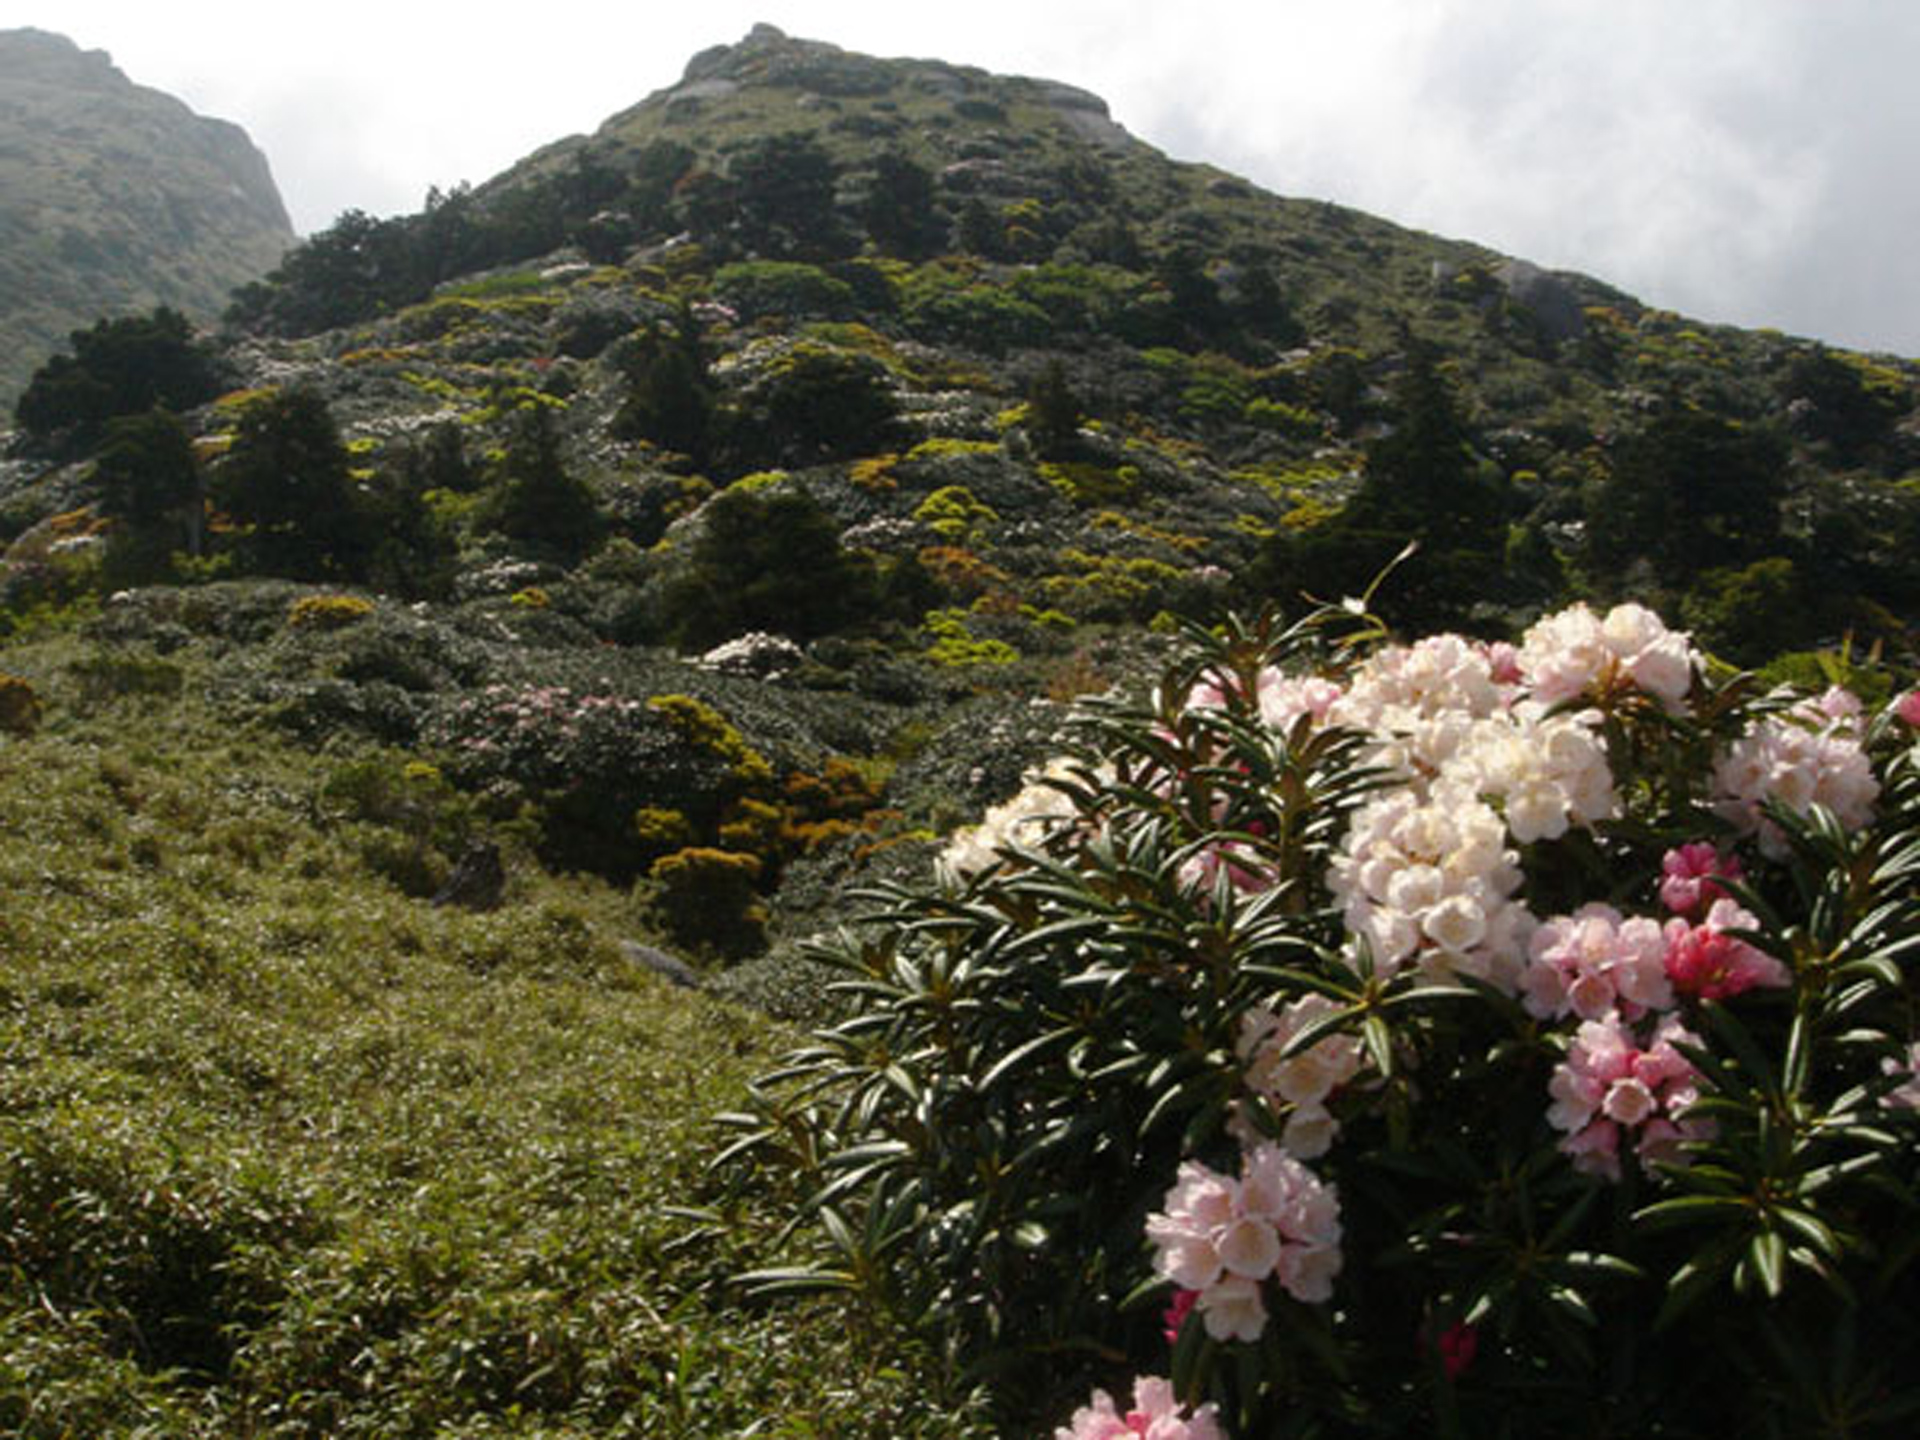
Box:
[725,342,900,468]
[663,485,878,649]
[724,132,847,261]
[226,209,422,336]
[1025,358,1084,460]
[1585,406,1787,586]
[861,152,943,259]
[356,439,461,600]
[1682,556,1814,666]
[1782,344,1910,463]
[92,408,202,581]
[211,388,365,580]
[612,320,716,466]
[646,846,767,958]
[14,308,220,451]
[1266,341,1513,630]
[473,403,604,563]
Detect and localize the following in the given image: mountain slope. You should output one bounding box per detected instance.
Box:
[0,28,296,408]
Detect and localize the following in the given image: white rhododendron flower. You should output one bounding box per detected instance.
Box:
[939,757,1089,877]
[1517,601,1696,711]
[1327,781,1534,991]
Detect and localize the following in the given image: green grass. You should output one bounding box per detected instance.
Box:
[0,630,984,1437]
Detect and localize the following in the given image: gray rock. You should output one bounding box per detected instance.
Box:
[1496,260,1587,344]
[619,939,702,989]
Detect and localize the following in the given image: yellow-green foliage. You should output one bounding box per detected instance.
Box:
[1245,397,1323,439]
[1041,552,1185,619]
[1090,511,1207,553]
[286,594,375,631]
[850,454,899,493]
[213,386,280,414]
[634,805,694,856]
[718,797,783,856]
[923,608,1019,667]
[905,437,999,463]
[1230,457,1354,500]
[646,694,773,786]
[0,673,42,735]
[1039,461,1137,506]
[804,321,912,374]
[913,484,999,541]
[508,587,551,610]
[730,470,790,494]
[1280,497,1340,531]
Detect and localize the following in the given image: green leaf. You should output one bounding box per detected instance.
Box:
[1747,1229,1787,1298]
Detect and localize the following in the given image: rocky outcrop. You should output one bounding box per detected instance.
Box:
[0,28,297,408]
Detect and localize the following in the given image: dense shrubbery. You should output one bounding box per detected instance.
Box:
[728,601,1920,1436]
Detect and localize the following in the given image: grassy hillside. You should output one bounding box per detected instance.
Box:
[0,621,986,1436]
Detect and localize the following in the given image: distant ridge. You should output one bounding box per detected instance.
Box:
[0,27,296,408]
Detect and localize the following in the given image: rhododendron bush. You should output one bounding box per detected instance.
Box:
[723,602,1920,1436]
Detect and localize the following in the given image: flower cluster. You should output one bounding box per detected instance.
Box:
[1515,601,1694,710]
[957,600,1920,1435]
[1523,903,1672,1022]
[1327,782,1532,990]
[1661,897,1789,1001]
[1546,1013,1710,1180]
[1237,993,1364,1157]
[1711,691,1879,857]
[938,756,1086,877]
[1146,1144,1342,1343]
[1054,1376,1225,1440]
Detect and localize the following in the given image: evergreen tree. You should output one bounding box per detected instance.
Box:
[475,403,603,562]
[212,388,363,580]
[861,153,942,259]
[92,408,202,582]
[612,319,714,467]
[663,485,877,648]
[1026,359,1083,460]
[15,308,221,452]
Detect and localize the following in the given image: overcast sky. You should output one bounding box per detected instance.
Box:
[17,1,1920,356]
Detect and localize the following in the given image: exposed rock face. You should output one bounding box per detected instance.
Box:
[1496,259,1587,344]
[0,28,297,408]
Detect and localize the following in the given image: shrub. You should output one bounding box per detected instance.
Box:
[646,846,765,958]
[712,261,856,322]
[0,672,43,734]
[287,594,376,631]
[726,601,1920,1436]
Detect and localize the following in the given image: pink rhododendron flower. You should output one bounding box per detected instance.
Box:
[1054,1376,1225,1440]
[1162,1288,1198,1345]
[1895,690,1920,727]
[1658,842,1743,919]
[1522,902,1672,1021]
[1662,899,1789,1001]
[1237,993,1364,1157]
[1547,1014,1711,1180]
[1145,1144,1342,1340]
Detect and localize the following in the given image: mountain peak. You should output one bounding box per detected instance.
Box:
[0,27,296,406]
